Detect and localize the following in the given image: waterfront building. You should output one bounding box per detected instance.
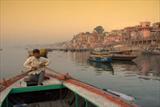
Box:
[64,21,160,50]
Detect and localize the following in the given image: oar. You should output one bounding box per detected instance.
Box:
[103,89,135,102]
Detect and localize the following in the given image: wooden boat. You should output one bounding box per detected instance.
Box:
[142,48,160,55]
[90,49,137,61]
[91,51,109,55]
[0,68,137,107]
[90,48,109,55]
[111,54,137,61]
[89,49,112,63]
[88,54,112,63]
[107,50,136,61]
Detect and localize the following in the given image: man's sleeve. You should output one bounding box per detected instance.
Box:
[23,57,32,70]
[42,57,50,66]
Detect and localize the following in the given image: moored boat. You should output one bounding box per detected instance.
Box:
[89,48,112,63]
[111,54,137,61]
[90,49,137,61]
[108,50,137,61]
[90,48,109,55]
[0,68,137,107]
[142,47,160,55]
[88,54,112,63]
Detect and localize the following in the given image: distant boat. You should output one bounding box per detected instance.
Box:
[111,54,137,61]
[88,54,112,63]
[0,68,137,107]
[110,50,137,61]
[142,47,160,55]
[88,48,112,63]
[90,48,109,55]
[90,49,137,61]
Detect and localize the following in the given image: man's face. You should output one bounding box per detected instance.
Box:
[33,52,40,58]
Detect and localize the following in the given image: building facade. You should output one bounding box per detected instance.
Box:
[65,21,160,50]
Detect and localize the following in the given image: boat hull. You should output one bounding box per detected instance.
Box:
[142,51,160,55]
[88,57,112,63]
[111,55,137,61]
[0,68,137,107]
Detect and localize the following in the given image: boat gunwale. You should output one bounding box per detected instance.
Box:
[10,84,65,94]
[46,68,138,107]
[65,79,137,107]
[0,71,30,92]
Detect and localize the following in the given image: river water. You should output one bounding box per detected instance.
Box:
[0,47,160,107]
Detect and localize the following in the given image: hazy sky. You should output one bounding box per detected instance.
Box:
[0,0,160,47]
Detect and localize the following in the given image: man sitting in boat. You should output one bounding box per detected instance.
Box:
[24,49,49,86]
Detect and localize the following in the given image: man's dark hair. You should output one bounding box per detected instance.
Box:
[33,49,40,54]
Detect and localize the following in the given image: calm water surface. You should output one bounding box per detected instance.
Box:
[0,47,160,107]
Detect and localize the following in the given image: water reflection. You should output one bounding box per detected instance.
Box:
[112,61,138,72]
[68,51,90,64]
[88,61,114,75]
[134,54,160,77]
[67,51,160,78]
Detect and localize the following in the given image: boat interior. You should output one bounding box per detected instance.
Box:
[1,85,96,107]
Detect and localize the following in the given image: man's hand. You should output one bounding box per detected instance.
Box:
[31,66,38,71]
[39,62,46,67]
